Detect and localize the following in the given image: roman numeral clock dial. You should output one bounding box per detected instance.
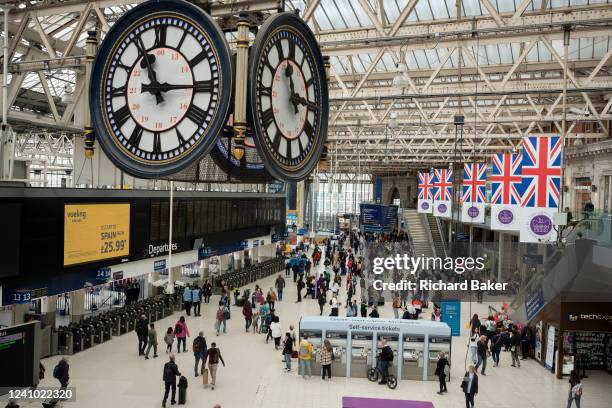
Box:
[90,0,232,178]
[249,12,329,181]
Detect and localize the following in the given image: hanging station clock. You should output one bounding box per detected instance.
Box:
[248,12,328,181]
[90,0,232,178]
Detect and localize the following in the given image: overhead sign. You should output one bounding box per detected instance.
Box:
[12,290,32,304]
[359,204,399,233]
[63,204,130,266]
[153,259,166,272]
[525,285,545,321]
[96,267,111,281]
[522,254,544,265]
[198,246,216,260]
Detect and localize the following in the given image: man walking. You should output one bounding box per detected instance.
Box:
[193,331,207,377]
[136,314,148,356]
[275,274,286,301]
[378,338,394,385]
[183,285,193,316]
[145,323,158,359]
[205,342,225,390]
[192,285,202,317]
[162,354,181,407]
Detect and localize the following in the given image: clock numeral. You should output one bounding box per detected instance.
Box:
[186,104,207,124]
[177,31,188,50]
[113,105,132,128]
[303,119,314,139]
[189,51,207,68]
[117,62,131,71]
[176,128,187,145]
[110,85,126,98]
[194,80,212,93]
[259,86,272,98]
[153,132,162,155]
[286,137,292,159]
[288,40,296,61]
[261,108,275,129]
[264,57,276,75]
[275,41,284,61]
[154,25,167,48]
[272,130,282,152]
[129,125,143,147]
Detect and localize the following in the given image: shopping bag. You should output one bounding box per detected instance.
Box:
[202,368,209,386]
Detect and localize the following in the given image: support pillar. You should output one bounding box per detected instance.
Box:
[70,290,85,323]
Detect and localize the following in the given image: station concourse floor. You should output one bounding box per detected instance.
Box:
[24,262,612,408]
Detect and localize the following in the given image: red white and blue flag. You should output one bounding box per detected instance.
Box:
[461,162,487,223]
[433,168,453,218]
[519,136,562,243]
[490,153,522,231]
[417,171,434,213]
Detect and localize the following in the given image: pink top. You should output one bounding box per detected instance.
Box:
[174,321,190,338]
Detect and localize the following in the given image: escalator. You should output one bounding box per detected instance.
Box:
[426,213,447,258]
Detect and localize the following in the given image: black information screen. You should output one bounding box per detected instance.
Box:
[0,322,36,388]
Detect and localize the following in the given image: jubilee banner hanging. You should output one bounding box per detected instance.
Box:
[417,171,434,214]
[490,153,522,231]
[433,168,453,219]
[519,136,562,243]
[461,162,486,223]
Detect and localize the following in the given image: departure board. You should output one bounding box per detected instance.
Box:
[63,203,130,266]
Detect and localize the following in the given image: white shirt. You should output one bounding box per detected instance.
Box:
[331,282,339,293]
[331,297,338,309]
[467,373,475,394]
[271,322,282,338]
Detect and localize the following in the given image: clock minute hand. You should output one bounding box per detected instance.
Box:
[136,38,164,104]
[141,82,201,93]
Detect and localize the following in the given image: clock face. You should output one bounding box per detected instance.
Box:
[249,12,328,181]
[90,0,231,178]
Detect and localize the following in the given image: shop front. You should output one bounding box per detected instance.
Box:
[573,177,592,214]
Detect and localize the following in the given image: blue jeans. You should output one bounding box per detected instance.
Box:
[475,354,487,374]
[245,319,252,331]
[380,360,390,381]
[284,353,292,370]
[278,289,283,301]
[299,359,312,378]
[492,348,501,365]
[215,320,226,335]
[567,395,581,408]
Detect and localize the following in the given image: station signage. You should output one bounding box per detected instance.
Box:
[240,240,248,249]
[11,290,32,304]
[63,203,130,266]
[198,246,216,260]
[96,267,111,281]
[153,259,166,272]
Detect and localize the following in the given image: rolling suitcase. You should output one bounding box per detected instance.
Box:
[202,368,209,388]
[178,375,188,404]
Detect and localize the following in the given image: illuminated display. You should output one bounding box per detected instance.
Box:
[63,204,130,266]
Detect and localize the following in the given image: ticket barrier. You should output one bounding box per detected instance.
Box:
[298,329,322,376]
[69,324,84,353]
[326,331,347,377]
[350,333,373,378]
[108,311,121,336]
[86,317,104,345]
[118,310,130,334]
[98,315,113,342]
[57,327,74,355]
[81,321,94,349]
[402,336,425,380]
[428,336,452,380]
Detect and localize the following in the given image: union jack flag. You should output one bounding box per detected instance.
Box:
[433,168,453,201]
[491,153,522,205]
[462,163,487,203]
[520,136,562,208]
[418,171,434,200]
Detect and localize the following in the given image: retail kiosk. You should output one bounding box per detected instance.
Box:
[299,316,451,381]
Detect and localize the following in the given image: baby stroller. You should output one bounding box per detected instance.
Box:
[259,304,270,333]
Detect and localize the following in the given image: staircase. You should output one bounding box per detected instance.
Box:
[426,214,447,258]
[403,209,434,257]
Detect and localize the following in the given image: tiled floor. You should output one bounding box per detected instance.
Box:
[9,257,612,408]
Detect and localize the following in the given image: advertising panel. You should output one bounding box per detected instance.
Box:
[63,204,130,266]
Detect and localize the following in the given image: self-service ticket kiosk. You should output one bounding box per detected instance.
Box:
[402,335,425,380]
[326,331,347,377]
[298,329,322,376]
[351,332,373,378]
[428,335,452,380]
[376,333,399,377]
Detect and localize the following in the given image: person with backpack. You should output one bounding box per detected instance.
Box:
[266,288,277,312]
[162,354,181,407]
[52,357,69,388]
[136,314,149,356]
[378,338,394,385]
[204,342,225,390]
[183,285,193,316]
[347,299,358,317]
[193,331,207,377]
[299,334,314,379]
[174,316,190,353]
[568,371,583,408]
[145,323,158,359]
[192,285,202,317]
[434,351,450,394]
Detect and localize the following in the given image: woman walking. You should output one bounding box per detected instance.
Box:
[242,299,253,332]
[282,332,293,372]
[173,316,190,353]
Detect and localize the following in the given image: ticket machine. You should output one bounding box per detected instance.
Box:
[298,329,322,376]
[326,331,348,377]
[376,333,399,377]
[402,335,425,380]
[350,332,373,378]
[428,335,452,380]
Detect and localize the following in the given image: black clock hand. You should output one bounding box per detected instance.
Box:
[141,82,211,93]
[290,94,318,112]
[284,63,299,114]
[135,37,164,104]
